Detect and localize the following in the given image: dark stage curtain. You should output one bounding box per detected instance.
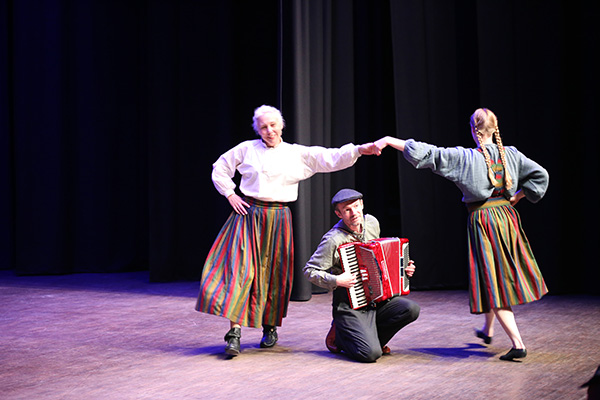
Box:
[2,1,599,297]
[282,0,600,298]
[283,0,402,300]
[388,0,599,295]
[2,0,280,281]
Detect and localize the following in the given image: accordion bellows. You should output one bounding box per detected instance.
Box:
[338,237,410,309]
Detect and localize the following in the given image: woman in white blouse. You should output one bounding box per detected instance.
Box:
[195,105,382,356]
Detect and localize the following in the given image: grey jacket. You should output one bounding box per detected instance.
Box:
[403,139,549,203]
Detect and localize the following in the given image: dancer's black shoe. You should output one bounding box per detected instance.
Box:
[475,329,492,345]
[224,327,241,356]
[499,348,527,361]
[260,325,278,348]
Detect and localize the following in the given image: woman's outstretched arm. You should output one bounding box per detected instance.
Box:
[374,136,406,152]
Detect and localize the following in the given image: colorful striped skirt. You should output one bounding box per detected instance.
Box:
[466,197,548,314]
[196,198,294,328]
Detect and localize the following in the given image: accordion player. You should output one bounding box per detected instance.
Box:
[338,237,410,310]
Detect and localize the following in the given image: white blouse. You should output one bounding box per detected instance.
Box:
[212,139,361,202]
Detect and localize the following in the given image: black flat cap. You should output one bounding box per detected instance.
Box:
[331,188,363,207]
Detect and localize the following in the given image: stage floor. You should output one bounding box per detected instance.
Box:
[1,271,599,399]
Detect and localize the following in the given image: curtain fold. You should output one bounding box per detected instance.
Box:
[285,0,371,300]
[388,0,469,289]
[3,0,280,281]
[0,0,12,271]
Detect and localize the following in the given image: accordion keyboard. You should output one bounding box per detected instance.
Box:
[339,245,368,309]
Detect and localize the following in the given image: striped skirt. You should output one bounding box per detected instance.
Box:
[467,197,548,314]
[196,198,294,328]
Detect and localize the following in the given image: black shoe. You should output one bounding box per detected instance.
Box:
[224,327,241,356]
[475,329,492,345]
[260,325,278,348]
[499,348,527,361]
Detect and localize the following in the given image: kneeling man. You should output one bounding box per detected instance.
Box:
[304,188,420,362]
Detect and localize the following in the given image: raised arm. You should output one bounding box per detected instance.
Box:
[374,136,406,152]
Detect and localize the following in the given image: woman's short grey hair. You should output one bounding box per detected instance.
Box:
[252,105,285,133]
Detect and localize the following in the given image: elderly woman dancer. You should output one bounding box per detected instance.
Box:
[196,105,382,356]
[376,108,549,361]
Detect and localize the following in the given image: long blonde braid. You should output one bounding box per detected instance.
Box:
[474,127,497,186]
[493,125,513,189]
[471,108,512,189]
[471,110,497,186]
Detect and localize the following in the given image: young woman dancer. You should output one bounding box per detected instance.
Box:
[376,108,549,361]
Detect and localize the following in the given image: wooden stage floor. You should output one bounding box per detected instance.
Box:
[1,271,599,400]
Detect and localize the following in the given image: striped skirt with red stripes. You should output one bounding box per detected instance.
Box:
[467,197,548,314]
[196,198,294,328]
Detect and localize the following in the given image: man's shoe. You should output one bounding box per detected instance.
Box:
[224,327,241,356]
[260,325,278,348]
[325,321,341,353]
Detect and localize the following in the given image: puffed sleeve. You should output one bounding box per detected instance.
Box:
[298,143,361,180]
[211,143,246,198]
[402,139,471,182]
[513,149,549,203]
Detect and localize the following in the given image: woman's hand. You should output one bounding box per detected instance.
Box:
[227,194,250,215]
[373,137,390,152]
[374,136,405,152]
[358,142,382,156]
[510,190,525,206]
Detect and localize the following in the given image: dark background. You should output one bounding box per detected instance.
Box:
[2,1,597,299]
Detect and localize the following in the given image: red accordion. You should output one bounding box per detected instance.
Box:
[338,237,410,310]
